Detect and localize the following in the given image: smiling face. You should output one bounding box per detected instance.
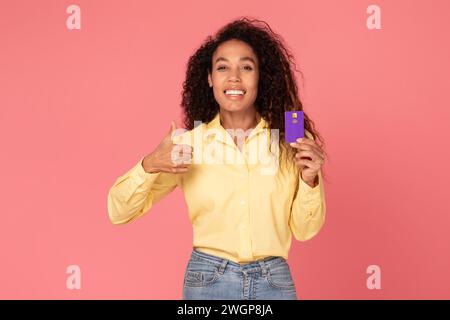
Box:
[208,39,259,113]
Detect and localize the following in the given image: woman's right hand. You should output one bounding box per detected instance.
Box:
[142,121,193,174]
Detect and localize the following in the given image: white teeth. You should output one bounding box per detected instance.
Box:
[225,89,245,95]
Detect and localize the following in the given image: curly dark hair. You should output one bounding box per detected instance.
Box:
[181,17,327,179]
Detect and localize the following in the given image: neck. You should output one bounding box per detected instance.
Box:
[219,108,261,131]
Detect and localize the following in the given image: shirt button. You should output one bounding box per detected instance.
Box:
[240,199,246,205]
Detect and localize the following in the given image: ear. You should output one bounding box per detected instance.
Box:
[208,72,212,88]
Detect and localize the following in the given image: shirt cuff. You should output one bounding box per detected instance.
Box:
[132,157,161,185]
[298,173,322,202]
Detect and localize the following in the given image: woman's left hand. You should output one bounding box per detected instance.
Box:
[290,137,325,187]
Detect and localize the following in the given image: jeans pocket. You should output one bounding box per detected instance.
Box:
[184,260,220,288]
[266,261,296,290]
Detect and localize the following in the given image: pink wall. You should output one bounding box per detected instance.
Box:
[1,0,449,299]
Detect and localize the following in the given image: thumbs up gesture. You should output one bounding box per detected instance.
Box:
[141,120,193,174]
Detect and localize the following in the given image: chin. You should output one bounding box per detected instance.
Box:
[222,103,251,112]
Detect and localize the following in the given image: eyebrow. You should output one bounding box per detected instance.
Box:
[214,57,257,64]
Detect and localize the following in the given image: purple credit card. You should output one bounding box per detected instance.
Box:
[285,111,304,143]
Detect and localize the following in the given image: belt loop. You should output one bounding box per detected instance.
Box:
[258,260,268,277]
[218,259,228,275]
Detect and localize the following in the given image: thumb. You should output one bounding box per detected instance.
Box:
[168,120,183,144]
[168,120,176,134]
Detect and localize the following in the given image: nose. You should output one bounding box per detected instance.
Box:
[228,68,241,81]
[228,77,241,84]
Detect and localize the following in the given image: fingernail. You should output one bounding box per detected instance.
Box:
[297,138,303,142]
[290,142,296,146]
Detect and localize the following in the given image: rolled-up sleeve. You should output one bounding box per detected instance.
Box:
[107,157,178,225]
[289,169,326,241]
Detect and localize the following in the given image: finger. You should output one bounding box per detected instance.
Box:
[290,142,325,159]
[180,144,194,153]
[176,163,191,169]
[179,155,193,165]
[173,151,193,163]
[296,158,323,169]
[296,139,324,157]
[295,137,314,145]
[167,120,176,135]
[171,167,189,174]
[170,122,188,140]
[301,140,325,159]
[306,153,325,166]
[295,149,325,161]
[296,138,324,153]
[171,145,193,160]
[295,150,323,162]
[172,144,193,154]
[172,154,193,165]
[294,159,305,170]
[171,159,191,167]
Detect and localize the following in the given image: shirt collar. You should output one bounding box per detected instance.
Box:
[205,112,269,146]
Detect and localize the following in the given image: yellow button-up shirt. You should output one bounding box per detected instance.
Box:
[107,112,326,263]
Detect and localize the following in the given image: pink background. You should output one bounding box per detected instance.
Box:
[1,0,449,299]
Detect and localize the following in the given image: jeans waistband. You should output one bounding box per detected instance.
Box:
[191,248,286,275]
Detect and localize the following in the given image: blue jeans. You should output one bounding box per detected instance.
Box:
[182,248,297,300]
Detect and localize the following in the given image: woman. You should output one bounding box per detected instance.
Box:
[107,17,327,300]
